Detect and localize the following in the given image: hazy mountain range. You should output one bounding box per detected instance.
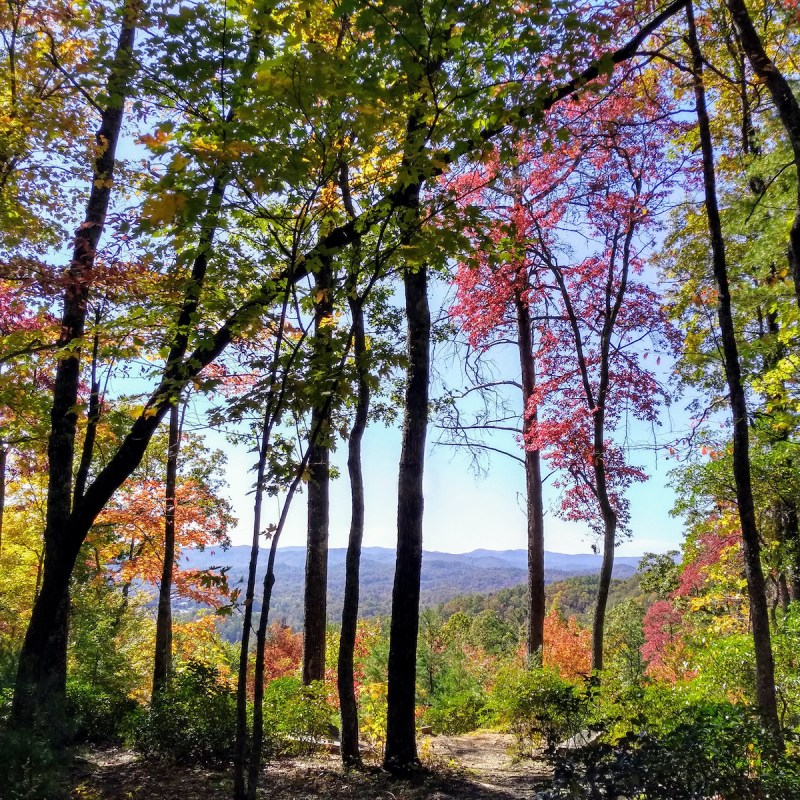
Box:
[181,545,643,629]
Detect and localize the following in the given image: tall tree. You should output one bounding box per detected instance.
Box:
[685,0,781,738]
[152,397,183,695]
[337,293,370,769]
[383,250,429,773]
[11,0,140,729]
[302,259,335,685]
[9,0,691,727]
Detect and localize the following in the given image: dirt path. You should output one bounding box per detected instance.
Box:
[427,731,552,798]
[69,734,552,800]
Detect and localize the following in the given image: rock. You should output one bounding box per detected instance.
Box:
[556,729,602,752]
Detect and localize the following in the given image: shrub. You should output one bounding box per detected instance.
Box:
[545,699,800,800]
[491,666,590,755]
[358,681,388,757]
[132,660,236,765]
[0,728,68,800]
[262,677,337,755]
[424,686,490,735]
[65,679,139,743]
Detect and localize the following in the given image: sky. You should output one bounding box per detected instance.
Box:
[210,404,687,557]
[205,275,694,558]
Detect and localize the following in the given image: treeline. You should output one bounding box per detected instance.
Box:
[438,572,647,629]
[3,0,800,796]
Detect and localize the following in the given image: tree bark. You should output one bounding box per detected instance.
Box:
[338,296,370,769]
[246,424,322,800]
[514,294,545,660]
[303,261,334,685]
[383,259,429,774]
[0,445,6,557]
[723,0,800,307]
[152,399,182,696]
[12,0,139,730]
[591,421,617,673]
[687,0,781,739]
[232,411,271,800]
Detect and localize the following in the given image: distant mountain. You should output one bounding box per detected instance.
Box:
[180,545,642,631]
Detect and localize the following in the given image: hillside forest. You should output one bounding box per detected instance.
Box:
[3,0,800,796]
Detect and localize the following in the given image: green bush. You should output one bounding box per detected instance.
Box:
[0,728,68,800]
[545,699,800,800]
[65,679,139,743]
[424,686,489,735]
[262,677,337,755]
[491,666,590,755]
[132,660,236,765]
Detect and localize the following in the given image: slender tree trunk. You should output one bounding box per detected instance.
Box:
[0,445,6,557]
[778,573,791,613]
[303,262,334,685]
[723,0,800,307]
[338,297,369,769]
[73,326,102,506]
[232,416,270,800]
[153,400,182,695]
[246,533,280,800]
[246,437,320,800]
[515,294,545,660]
[233,287,294,800]
[784,498,800,602]
[11,1,139,730]
[383,259,429,774]
[687,0,781,739]
[591,427,617,673]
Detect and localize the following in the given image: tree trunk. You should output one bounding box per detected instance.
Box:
[591,436,617,673]
[246,533,280,800]
[383,261,429,774]
[514,294,545,660]
[153,400,182,696]
[687,0,781,739]
[724,0,800,307]
[233,286,293,800]
[232,411,271,800]
[0,445,6,557]
[11,0,139,730]
[338,296,370,769]
[303,260,334,685]
[246,438,320,800]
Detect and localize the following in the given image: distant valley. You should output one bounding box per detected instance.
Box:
[181,545,643,630]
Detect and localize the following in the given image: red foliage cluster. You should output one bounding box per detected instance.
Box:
[450,72,684,531]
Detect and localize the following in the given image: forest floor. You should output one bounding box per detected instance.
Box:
[69,732,553,799]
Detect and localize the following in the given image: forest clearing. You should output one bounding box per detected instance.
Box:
[3,0,800,796]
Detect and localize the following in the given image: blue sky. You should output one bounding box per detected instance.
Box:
[215,407,687,556]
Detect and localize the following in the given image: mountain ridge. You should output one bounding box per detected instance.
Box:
[181,545,644,631]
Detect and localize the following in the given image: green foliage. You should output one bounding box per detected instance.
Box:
[65,679,138,744]
[66,583,152,742]
[491,666,590,755]
[639,552,681,599]
[424,685,490,735]
[262,677,337,755]
[132,660,236,765]
[602,599,646,688]
[0,728,68,800]
[545,699,800,800]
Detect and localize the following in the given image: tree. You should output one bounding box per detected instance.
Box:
[683,0,780,738]
[12,0,140,729]
[9,0,693,732]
